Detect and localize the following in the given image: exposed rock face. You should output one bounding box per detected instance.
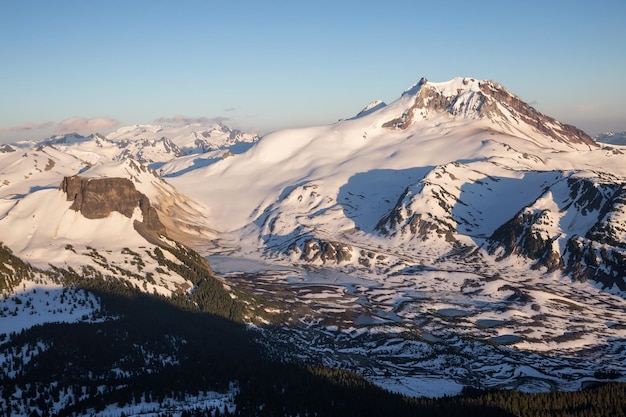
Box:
[0,144,15,153]
[488,176,626,288]
[376,198,456,242]
[488,210,563,271]
[375,180,457,243]
[565,238,626,290]
[60,176,166,243]
[564,184,626,290]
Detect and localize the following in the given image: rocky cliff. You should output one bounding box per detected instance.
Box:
[60,176,166,244]
[488,175,626,289]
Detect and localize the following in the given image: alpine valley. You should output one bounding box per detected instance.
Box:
[2,78,626,417]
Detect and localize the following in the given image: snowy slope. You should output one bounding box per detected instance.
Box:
[0,144,87,200]
[0,158,216,299]
[163,78,623,269]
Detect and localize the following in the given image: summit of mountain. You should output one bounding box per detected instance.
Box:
[383,77,595,148]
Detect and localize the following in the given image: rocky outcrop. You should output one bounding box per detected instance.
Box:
[377,205,456,243]
[374,179,458,243]
[0,144,15,153]
[488,176,626,287]
[288,238,353,264]
[60,176,166,243]
[565,238,626,290]
[564,184,626,290]
[488,210,563,271]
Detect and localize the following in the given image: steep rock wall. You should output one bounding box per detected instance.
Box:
[60,176,166,243]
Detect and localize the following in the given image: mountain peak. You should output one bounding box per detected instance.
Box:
[355,100,387,118]
[401,76,428,96]
[384,76,596,148]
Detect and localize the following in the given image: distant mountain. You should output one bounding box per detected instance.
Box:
[35,122,259,165]
[595,131,626,145]
[107,122,258,156]
[1,76,626,413]
[355,99,387,118]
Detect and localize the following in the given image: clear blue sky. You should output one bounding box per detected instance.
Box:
[1,0,625,143]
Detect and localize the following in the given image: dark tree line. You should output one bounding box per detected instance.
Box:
[0,243,34,292]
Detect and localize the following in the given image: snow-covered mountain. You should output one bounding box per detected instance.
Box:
[163,78,623,284]
[27,121,259,165]
[1,77,626,410]
[0,157,216,296]
[595,131,626,145]
[106,122,258,158]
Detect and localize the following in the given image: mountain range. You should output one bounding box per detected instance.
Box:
[1,77,625,415]
[595,130,626,146]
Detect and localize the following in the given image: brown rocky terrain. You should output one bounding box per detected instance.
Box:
[60,176,166,244]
